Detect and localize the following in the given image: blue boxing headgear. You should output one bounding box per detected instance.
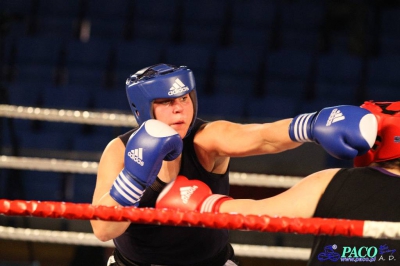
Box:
[126,64,198,136]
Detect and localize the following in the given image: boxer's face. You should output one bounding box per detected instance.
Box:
[153,94,194,138]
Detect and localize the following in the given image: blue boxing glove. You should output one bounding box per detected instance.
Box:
[110,119,182,206]
[289,105,377,160]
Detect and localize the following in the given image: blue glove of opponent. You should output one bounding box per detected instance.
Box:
[289,105,377,160]
[110,119,182,206]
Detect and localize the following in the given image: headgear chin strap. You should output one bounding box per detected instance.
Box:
[354,101,400,167]
[126,64,198,137]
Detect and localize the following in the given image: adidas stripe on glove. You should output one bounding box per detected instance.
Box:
[289,105,377,160]
[156,175,232,213]
[110,119,183,207]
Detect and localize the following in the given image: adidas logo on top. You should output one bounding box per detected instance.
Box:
[127,148,144,166]
[326,108,345,126]
[168,78,189,96]
[180,185,198,204]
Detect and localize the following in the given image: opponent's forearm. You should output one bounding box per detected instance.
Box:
[219,199,257,215]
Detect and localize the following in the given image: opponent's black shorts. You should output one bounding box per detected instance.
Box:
[107,243,239,266]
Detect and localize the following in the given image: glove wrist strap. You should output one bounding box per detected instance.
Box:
[289,112,317,142]
[200,195,233,213]
[110,169,146,206]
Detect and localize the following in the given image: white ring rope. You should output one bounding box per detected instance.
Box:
[0,155,99,174]
[0,155,302,188]
[0,226,311,260]
[0,104,138,127]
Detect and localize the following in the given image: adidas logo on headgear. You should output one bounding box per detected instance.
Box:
[127,148,144,166]
[168,78,189,96]
[326,108,345,126]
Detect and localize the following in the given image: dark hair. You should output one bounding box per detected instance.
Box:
[371,158,400,169]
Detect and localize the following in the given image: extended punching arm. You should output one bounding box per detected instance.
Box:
[289,105,378,160]
[110,120,182,207]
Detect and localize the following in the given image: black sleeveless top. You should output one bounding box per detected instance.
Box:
[113,118,230,265]
[308,167,400,265]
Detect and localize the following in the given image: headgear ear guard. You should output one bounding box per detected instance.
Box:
[126,63,198,136]
[354,101,400,167]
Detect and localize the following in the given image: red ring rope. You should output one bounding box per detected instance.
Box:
[0,199,369,238]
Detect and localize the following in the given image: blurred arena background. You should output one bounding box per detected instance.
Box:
[1,0,400,265]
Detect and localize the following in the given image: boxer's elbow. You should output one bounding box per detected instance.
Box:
[93,229,113,242]
[91,220,124,242]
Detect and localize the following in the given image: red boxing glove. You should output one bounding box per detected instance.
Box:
[156,175,232,213]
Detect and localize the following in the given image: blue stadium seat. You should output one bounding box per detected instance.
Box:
[230,27,271,50]
[190,72,209,97]
[314,82,358,105]
[180,0,229,46]
[17,131,72,151]
[70,174,97,203]
[115,40,164,74]
[7,81,44,107]
[1,0,33,16]
[198,94,246,120]
[182,0,228,26]
[263,79,307,100]
[213,74,256,98]
[21,170,65,201]
[0,169,10,199]
[65,39,113,69]
[41,85,91,110]
[93,89,131,112]
[380,36,400,56]
[133,20,175,43]
[215,46,262,76]
[1,118,12,149]
[37,0,81,18]
[297,98,348,114]
[247,95,299,119]
[315,52,363,86]
[213,46,264,97]
[134,0,179,23]
[86,0,130,20]
[15,64,56,84]
[90,125,132,141]
[15,36,64,67]
[367,55,400,88]
[2,18,29,38]
[181,24,223,48]
[164,44,212,74]
[366,85,400,102]
[130,0,179,42]
[72,134,110,153]
[329,32,351,54]
[89,19,126,41]
[66,66,108,89]
[266,49,314,82]
[279,2,326,33]
[380,8,400,38]
[280,30,320,53]
[2,36,16,66]
[36,17,76,38]
[6,117,35,133]
[231,0,277,31]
